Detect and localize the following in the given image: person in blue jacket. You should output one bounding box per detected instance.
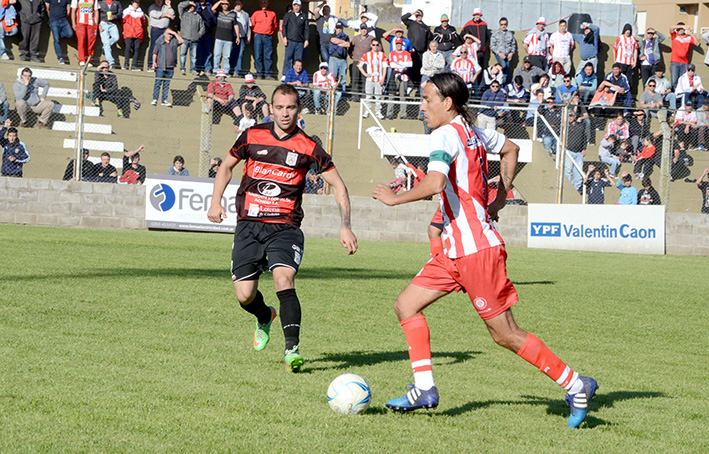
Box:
[608,171,638,205]
[573,22,600,75]
[0,119,31,177]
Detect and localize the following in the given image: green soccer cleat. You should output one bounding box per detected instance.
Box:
[253,306,277,351]
[285,345,304,373]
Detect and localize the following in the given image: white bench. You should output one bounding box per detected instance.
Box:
[16,67,79,82]
[53,121,112,135]
[53,104,101,117]
[64,139,124,153]
[47,87,81,99]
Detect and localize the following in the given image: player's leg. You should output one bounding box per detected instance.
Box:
[265,225,305,372]
[231,222,277,351]
[484,310,598,428]
[386,254,457,412]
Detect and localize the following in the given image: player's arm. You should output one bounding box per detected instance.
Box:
[207,153,241,223]
[487,138,519,221]
[320,167,358,255]
[373,171,447,206]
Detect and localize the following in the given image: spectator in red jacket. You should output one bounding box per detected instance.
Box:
[462,7,488,66]
[122,0,145,70]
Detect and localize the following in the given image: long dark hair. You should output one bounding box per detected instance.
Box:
[427,72,474,125]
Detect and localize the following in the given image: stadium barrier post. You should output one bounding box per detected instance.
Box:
[197,85,212,177]
[658,109,672,211]
[323,77,342,195]
[73,59,91,181]
[556,103,570,203]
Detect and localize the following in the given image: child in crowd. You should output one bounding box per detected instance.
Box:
[234,103,255,137]
[633,135,656,178]
[583,164,612,204]
[607,171,638,205]
[637,177,661,205]
[598,134,620,176]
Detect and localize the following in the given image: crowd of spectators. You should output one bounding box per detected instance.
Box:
[1,2,709,210]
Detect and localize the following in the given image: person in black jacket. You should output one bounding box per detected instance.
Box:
[637,177,661,205]
[121,145,147,184]
[281,0,309,76]
[564,111,589,192]
[462,8,488,67]
[63,148,96,180]
[401,9,432,86]
[93,61,139,118]
[17,0,47,61]
[433,14,459,67]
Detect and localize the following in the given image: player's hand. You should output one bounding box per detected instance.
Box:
[340,228,358,255]
[487,199,505,222]
[372,183,397,206]
[207,204,226,223]
[588,164,595,171]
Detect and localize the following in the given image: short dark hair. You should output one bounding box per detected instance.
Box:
[174,155,185,164]
[244,103,254,113]
[559,19,567,25]
[101,152,111,158]
[622,174,632,182]
[514,75,523,85]
[563,75,572,80]
[677,21,685,26]
[499,17,507,23]
[642,177,652,187]
[612,63,622,70]
[21,67,32,76]
[7,127,17,135]
[607,134,618,141]
[271,83,301,107]
[293,59,303,66]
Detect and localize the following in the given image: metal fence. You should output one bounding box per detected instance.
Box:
[3,62,706,212]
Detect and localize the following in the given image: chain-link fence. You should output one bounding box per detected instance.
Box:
[2,59,707,213]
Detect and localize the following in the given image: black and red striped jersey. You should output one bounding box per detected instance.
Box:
[229,123,335,226]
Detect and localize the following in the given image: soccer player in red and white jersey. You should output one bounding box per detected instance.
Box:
[523,17,548,70]
[208,84,357,373]
[373,72,598,428]
[312,61,339,114]
[358,38,388,119]
[548,19,574,74]
[613,24,638,89]
[71,0,100,65]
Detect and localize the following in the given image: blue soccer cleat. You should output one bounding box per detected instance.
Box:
[386,383,439,412]
[565,375,598,428]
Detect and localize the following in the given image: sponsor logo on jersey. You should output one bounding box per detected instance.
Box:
[473,297,487,310]
[257,181,282,197]
[286,151,298,167]
[257,149,269,155]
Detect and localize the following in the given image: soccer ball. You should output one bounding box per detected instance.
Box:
[326,373,372,415]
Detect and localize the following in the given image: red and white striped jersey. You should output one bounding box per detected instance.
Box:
[524,31,548,56]
[313,71,336,89]
[548,31,574,58]
[451,57,478,83]
[71,0,100,26]
[388,50,413,82]
[613,35,638,65]
[358,51,388,83]
[427,116,506,258]
[674,107,697,126]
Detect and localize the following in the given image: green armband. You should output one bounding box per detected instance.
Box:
[429,149,453,165]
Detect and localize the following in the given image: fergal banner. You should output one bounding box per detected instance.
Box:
[145,174,239,232]
[528,204,665,255]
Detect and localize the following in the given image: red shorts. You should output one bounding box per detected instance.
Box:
[430,209,444,229]
[411,245,518,320]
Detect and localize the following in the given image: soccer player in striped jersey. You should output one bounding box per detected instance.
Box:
[373,72,598,428]
[208,84,358,373]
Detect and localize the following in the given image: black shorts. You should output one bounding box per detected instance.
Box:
[231,221,305,281]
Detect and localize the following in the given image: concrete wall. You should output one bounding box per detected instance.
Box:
[0,177,705,256]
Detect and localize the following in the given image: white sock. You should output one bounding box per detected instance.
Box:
[414,371,435,391]
[565,373,583,393]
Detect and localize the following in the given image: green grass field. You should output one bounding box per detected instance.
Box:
[1,224,707,453]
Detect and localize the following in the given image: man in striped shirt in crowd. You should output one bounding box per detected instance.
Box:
[450,47,480,95]
[523,17,548,70]
[373,71,598,429]
[358,38,388,119]
[312,61,338,114]
[613,24,638,92]
[385,37,412,119]
[548,19,574,75]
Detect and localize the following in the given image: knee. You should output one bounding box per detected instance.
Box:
[490,326,526,351]
[235,287,256,304]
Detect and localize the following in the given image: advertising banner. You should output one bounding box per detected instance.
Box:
[528,204,665,255]
[144,174,239,233]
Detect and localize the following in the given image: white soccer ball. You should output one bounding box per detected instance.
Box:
[327,373,372,415]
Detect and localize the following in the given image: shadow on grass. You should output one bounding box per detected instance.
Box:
[308,350,481,372]
[514,280,556,285]
[0,267,415,282]
[440,390,666,428]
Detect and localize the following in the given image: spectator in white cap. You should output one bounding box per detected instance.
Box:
[206,69,241,122]
[523,17,548,70]
[462,8,488,66]
[312,61,340,114]
[237,73,270,119]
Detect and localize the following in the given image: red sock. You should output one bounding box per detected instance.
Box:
[401,314,432,375]
[517,333,577,389]
[429,238,443,257]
